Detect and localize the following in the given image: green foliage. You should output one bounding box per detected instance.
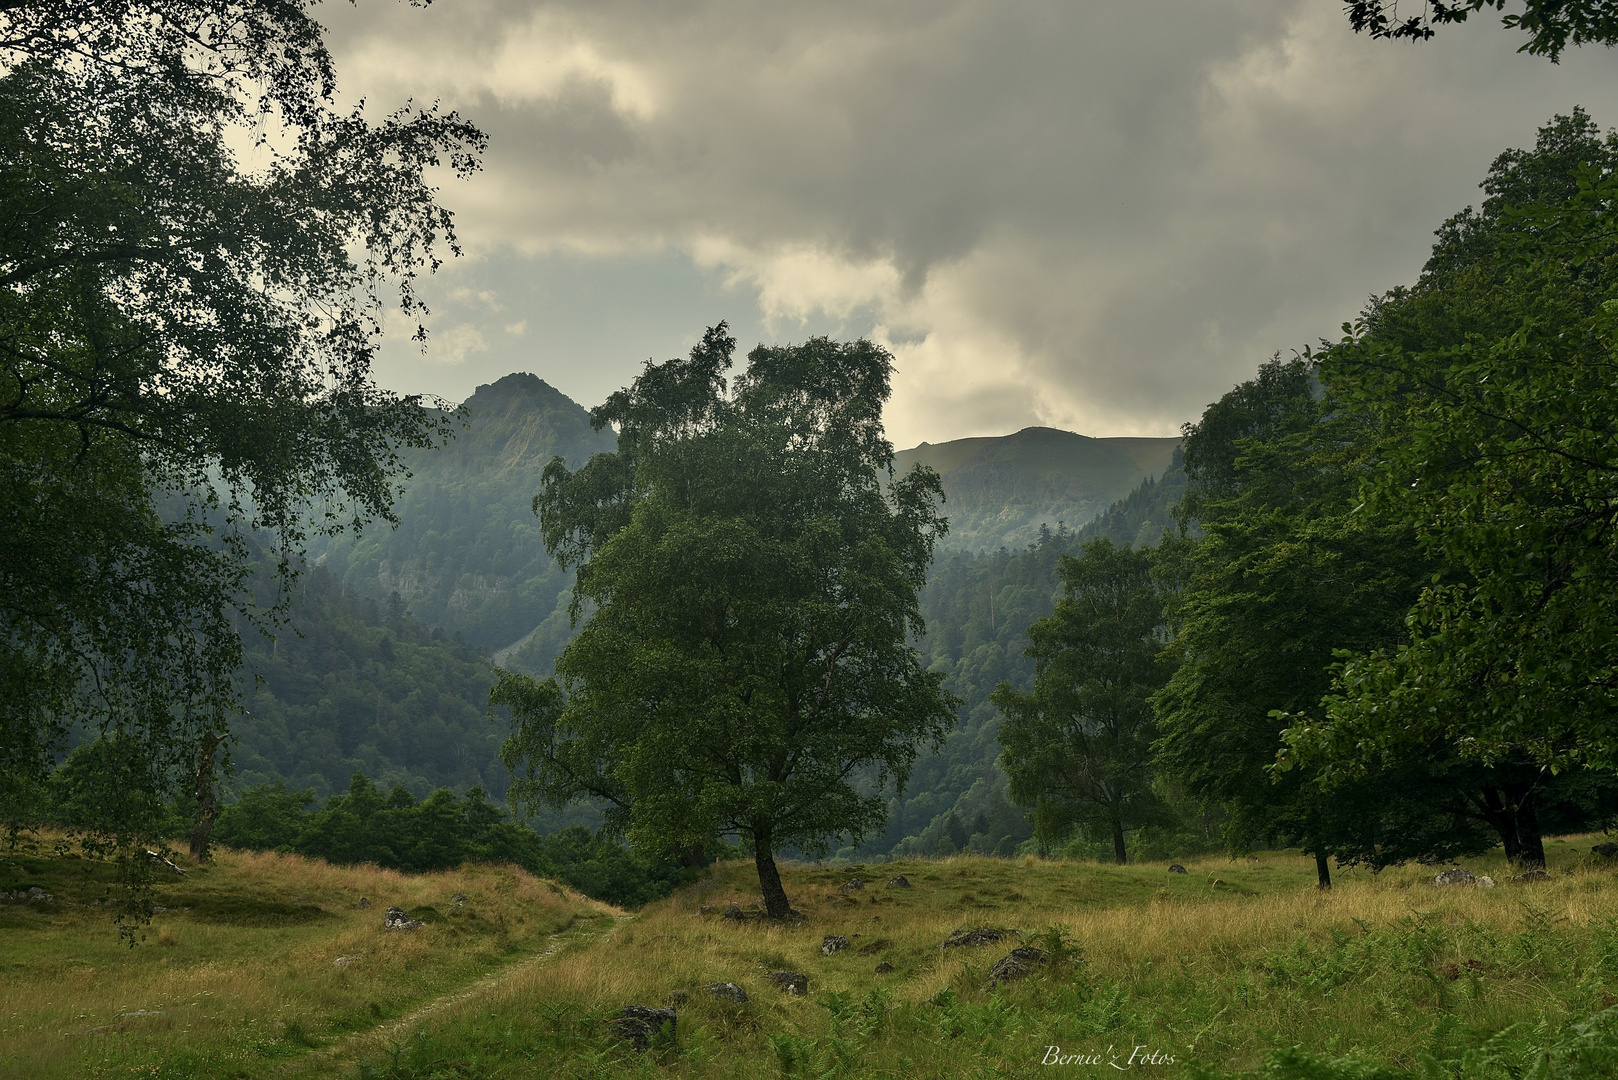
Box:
[995,539,1176,864]
[498,325,956,916]
[1346,0,1618,60]
[0,0,480,851]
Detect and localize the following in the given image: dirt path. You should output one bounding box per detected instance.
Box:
[267,912,632,1079]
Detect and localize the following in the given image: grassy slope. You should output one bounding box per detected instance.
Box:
[0,843,614,1080]
[355,841,1618,1079]
[8,840,1618,1079]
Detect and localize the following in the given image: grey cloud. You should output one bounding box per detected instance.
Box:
[321,0,1618,444]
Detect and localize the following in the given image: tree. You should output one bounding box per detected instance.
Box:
[1345,0,1618,59]
[994,538,1175,865]
[1285,112,1618,865]
[491,325,956,918]
[0,0,483,872]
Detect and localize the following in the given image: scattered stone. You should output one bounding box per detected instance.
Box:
[821,935,850,956]
[1593,842,1618,859]
[612,1005,676,1051]
[383,906,424,931]
[1477,876,1497,888]
[706,982,749,1004]
[887,875,912,889]
[699,905,716,915]
[839,878,865,893]
[874,961,894,974]
[1434,868,1476,887]
[1168,864,1188,875]
[987,946,1047,984]
[722,903,744,921]
[939,927,1012,950]
[767,971,808,995]
[13,886,54,903]
[357,897,371,909]
[451,893,467,904]
[333,954,362,968]
[151,905,166,914]
[1512,869,1550,884]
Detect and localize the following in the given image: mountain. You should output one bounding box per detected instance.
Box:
[305,373,615,669]
[894,427,1181,551]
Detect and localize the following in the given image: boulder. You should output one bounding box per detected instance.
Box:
[767,971,809,995]
[939,927,1012,950]
[821,935,850,956]
[887,875,912,889]
[451,893,467,904]
[1168,864,1188,875]
[13,886,54,903]
[987,946,1047,984]
[1433,868,1476,887]
[332,954,362,968]
[839,878,864,893]
[612,1005,676,1051]
[383,906,424,931]
[706,982,749,1004]
[1477,876,1497,888]
[1595,842,1618,859]
[721,903,744,921]
[874,961,894,974]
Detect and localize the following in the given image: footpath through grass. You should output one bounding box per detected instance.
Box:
[352,840,1618,1079]
[0,841,614,1079]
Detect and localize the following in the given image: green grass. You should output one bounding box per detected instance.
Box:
[6,838,1618,1078]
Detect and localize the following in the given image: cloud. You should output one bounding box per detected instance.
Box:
[321,0,1618,445]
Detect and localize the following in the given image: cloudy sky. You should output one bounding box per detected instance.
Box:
[320,0,1618,448]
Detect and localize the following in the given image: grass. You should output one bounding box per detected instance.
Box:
[0,839,615,1079]
[5,836,1618,1078]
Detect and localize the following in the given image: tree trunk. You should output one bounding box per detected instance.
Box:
[1480,787,1523,863]
[1512,786,1547,869]
[1111,816,1127,865]
[189,731,223,864]
[752,826,793,919]
[673,842,707,869]
[1314,851,1332,891]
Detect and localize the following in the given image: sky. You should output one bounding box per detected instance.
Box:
[318,0,1618,449]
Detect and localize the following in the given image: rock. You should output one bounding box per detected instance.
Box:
[839,878,864,892]
[1168,864,1188,874]
[767,971,808,995]
[1512,869,1550,884]
[1477,876,1497,888]
[887,875,912,889]
[383,906,424,931]
[874,961,894,974]
[987,946,1047,984]
[451,893,467,904]
[706,982,749,1004]
[357,897,371,909]
[15,886,54,903]
[699,905,716,915]
[821,935,850,956]
[151,905,166,914]
[612,1005,676,1051]
[722,903,744,921]
[1593,842,1618,859]
[1434,868,1476,887]
[939,927,1012,950]
[333,954,362,968]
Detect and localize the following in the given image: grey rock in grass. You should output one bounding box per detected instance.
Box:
[939,927,1012,950]
[874,961,894,974]
[839,878,864,892]
[612,1005,677,1051]
[383,906,424,931]
[699,905,716,915]
[767,971,808,995]
[451,893,467,904]
[721,903,744,921]
[357,897,371,909]
[706,982,749,1004]
[1476,876,1497,888]
[821,935,850,956]
[987,946,1047,984]
[1595,842,1618,859]
[13,886,53,903]
[887,875,912,889]
[1433,868,1476,887]
[1168,864,1188,874]
[332,954,362,968]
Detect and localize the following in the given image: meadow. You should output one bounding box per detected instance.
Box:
[5,838,1618,1078]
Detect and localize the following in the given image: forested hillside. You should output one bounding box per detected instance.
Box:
[305,373,614,665]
